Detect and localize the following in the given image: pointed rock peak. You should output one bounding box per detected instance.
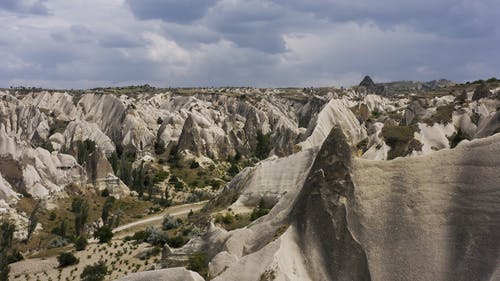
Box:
[359,75,375,88]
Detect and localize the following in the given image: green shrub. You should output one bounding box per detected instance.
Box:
[166,235,189,248]
[94,226,113,243]
[188,252,208,278]
[80,261,107,281]
[145,227,168,246]
[7,249,23,263]
[227,164,239,177]
[250,207,269,221]
[74,236,88,251]
[162,215,179,231]
[57,252,79,267]
[153,170,169,183]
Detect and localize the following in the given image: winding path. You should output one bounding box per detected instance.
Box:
[112,200,208,235]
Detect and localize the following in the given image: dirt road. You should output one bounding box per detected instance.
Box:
[112,200,207,235]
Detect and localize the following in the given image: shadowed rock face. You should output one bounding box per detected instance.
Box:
[350,135,500,281]
[292,127,371,281]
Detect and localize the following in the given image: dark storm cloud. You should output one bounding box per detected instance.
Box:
[270,0,500,37]
[0,0,49,15]
[125,0,218,24]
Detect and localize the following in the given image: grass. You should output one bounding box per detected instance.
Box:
[214,213,252,231]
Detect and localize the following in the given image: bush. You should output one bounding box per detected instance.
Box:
[74,236,88,251]
[162,215,179,231]
[94,226,113,243]
[153,170,169,183]
[166,235,189,248]
[130,230,147,242]
[80,261,107,281]
[145,227,168,246]
[215,213,235,224]
[154,139,166,155]
[227,164,239,177]
[7,249,23,263]
[48,211,57,221]
[250,199,270,221]
[250,207,269,221]
[57,252,79,267]
[188,252,208,278]
[189,161,200,169]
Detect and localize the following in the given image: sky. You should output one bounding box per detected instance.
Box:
[0,0,499,89]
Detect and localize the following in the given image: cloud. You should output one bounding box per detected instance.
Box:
[0,0,499,88]
[125,0,218,24]
[0,0,49,15]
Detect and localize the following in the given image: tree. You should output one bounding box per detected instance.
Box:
[132,163,145,197]
[101,196,115,226]
[255,131,272,160]
[71,197,89,236]
[94,226,113,243]
[52,220,67,237]
[81,261,107,281]
[154,139,166,155]
[0,221,15,250]
[108,151,119,174]
[0,221,15,281]
[118,156,132,186]
[0,250,9,281]
[57,252,79,267]
[76,139,96,166]
[26,201,41,242]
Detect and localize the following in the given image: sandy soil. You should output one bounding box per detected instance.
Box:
[9,201,207,281]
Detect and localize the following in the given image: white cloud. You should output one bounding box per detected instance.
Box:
[143,32,190,65]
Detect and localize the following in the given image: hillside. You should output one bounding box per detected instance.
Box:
[1,78,499,281]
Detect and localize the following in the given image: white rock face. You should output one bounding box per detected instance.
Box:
[298,98,366,149]
[21,91,80,121]
[229,148,317,210]
[414,122,455,155]
[63,120,115,153]
[114,267,204,281]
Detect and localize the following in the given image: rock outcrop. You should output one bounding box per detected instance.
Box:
[201,127,500,281]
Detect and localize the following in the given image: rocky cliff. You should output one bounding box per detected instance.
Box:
[1,80,499,279]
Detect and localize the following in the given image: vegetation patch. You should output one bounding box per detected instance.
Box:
[187,252,208,278]
[382,125,418,160]
[425,104,454,125]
